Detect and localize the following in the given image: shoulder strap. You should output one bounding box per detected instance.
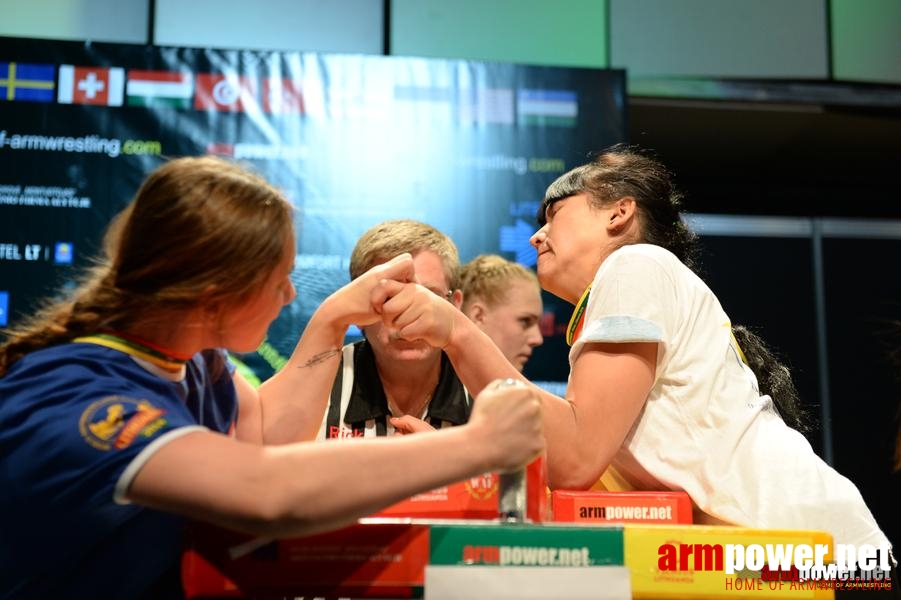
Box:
[323,346,353,438]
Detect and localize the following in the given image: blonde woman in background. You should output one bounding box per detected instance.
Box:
[460,254,544,372]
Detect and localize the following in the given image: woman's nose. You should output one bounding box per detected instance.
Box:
[530,227,547,249]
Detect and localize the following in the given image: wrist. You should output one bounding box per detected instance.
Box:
[460,420,497,474]
[309,296,351,341]
[442,309,469,350]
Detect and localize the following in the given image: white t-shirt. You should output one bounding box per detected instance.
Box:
[570,243,889,549]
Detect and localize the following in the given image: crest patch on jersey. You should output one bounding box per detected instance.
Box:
[79,395,167,451]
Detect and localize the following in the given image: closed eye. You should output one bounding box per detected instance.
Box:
[546,197,569,222]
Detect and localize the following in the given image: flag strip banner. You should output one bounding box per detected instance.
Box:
[0,36,627,390]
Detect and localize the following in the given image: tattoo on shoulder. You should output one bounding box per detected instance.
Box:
[299,348,341,368]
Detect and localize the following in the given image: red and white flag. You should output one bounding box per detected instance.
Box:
[205,142,235,157]
[58,65,124,106]
[263,77,305,114]
[194,73,257,112]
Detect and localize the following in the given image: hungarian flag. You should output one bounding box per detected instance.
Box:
[263,77,304,114]
[194,73,257,112]
[58,65,124,106]
[126,70,193,108]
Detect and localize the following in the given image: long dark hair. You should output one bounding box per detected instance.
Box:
[539,144,699,270]
[732,325,812,434]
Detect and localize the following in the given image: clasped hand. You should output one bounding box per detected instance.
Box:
[329,253,456,347]
[370,277,456,348]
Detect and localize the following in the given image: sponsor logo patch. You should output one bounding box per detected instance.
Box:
[79,395,167,451]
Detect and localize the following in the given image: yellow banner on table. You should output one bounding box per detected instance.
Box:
[624,524,834,599]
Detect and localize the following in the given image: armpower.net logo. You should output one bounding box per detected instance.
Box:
[657,542,894,592]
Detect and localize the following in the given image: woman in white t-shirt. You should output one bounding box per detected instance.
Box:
[379,145,893,558]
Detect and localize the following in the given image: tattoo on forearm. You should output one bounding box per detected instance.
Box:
[299,348,340,368]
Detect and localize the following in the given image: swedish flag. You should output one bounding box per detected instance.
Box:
[0,62,55,102]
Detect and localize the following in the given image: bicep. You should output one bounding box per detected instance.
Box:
[233,371,263,444]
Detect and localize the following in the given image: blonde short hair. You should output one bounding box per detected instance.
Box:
[350,219,460,290]
[460,254,539,312]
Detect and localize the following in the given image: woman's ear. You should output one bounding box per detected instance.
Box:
[608,196,638,234]
[466,302,487,324]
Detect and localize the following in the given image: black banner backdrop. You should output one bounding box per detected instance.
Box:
[0,36,627,382]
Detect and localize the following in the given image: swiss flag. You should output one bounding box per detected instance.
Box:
[194,73,257,112]
[58,65,124,106]
[263,78,305,114]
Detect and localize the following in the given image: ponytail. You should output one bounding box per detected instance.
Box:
[0,264,123,376]
[732,324,813,434]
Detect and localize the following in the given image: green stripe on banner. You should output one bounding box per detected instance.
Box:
[127,96,191,108]
[428,524,624,567]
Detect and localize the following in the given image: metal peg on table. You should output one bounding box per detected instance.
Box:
[498,468,527,522]
[495,378,528,523]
